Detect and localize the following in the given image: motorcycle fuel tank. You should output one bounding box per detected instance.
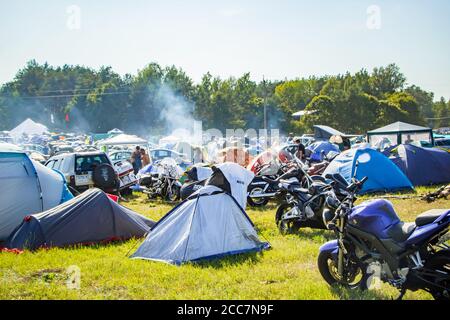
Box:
[348,199,401,239]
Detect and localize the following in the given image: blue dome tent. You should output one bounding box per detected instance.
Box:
[0,152,73,241]
[390,144,450,186]
[323,148,413,194]
[306,141,340,162]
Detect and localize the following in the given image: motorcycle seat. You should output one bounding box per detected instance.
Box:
[387,222,416,242]
[415,209,448,227]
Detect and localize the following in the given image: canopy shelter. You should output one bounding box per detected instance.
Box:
[367,121,434,148]
[292,110,318,119]
[97,134,147,146]
[97,134,148,152]
[9,118,49,141]
[6,188,154,250]
[131,163,269,265]
[0,152,73,241]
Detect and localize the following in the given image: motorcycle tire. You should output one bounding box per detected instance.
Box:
[317,250,368,290]
[275,202,300,235]
[165,185,180,202]
[424,250,450,300]
[248,185,269,207]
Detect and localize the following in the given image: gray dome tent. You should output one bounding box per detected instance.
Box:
[6,188,154,250]
[131,163,270,265]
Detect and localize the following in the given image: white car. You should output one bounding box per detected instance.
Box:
[45,151,138,194]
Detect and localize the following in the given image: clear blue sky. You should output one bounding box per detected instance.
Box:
[1,0,449,100]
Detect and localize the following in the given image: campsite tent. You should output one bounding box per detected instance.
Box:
[0,152,73,241]
[367,121,434,148]
[323,148,413,194]
[217,147,252,167]
[306,141,340,162]
[389,144,450,186]
[9,118,49,141]
[313,125,345,141]
[131,163,269,264]
[6,188,154,250]
[0,142,23,152]
[159,135,181,148]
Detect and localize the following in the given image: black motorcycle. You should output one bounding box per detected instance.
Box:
[273,157,350,234]
[247,162,302,207]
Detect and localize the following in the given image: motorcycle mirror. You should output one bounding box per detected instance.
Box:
[353,160,359,179]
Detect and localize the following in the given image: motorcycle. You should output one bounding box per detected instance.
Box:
[139,158,182,202]
[318,163,450,300]
[307,150,339,176]
[247,161,299,207]
[274,156,350,234]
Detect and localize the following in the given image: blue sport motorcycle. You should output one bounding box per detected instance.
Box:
[318,175,450,300]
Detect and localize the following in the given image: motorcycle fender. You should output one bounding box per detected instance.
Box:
[319,240,339,260]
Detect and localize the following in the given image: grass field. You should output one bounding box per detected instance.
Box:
[0,186,448,300]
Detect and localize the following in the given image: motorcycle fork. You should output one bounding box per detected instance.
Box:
[337,218,346,278]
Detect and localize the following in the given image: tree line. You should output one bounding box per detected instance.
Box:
[0,60,448,135]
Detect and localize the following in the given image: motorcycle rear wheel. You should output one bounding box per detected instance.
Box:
[248,186,269,207]
[425,250,450,300]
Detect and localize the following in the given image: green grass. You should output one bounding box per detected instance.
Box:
[0,187,448,300]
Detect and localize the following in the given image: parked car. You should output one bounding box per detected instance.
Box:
[109,150,133,164]
[45,151,137,195]
[149,148,191,169]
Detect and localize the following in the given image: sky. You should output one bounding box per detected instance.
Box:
[1,0,449,100]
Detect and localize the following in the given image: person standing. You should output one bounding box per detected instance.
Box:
[140,148,150,167]
[293,137,306,161]
[131,146,142,174]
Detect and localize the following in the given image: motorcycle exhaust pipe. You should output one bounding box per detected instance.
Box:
[249,192,277,198]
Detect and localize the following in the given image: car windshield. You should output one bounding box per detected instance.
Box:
[75,154,109,173]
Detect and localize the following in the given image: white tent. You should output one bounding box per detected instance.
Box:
[9,118,48,140]
[0,142,23,152]
[97,134,148,146]
[0,152,73,241]
[107,128,124,135]
[131,162,269,265]
[159,135,181,147]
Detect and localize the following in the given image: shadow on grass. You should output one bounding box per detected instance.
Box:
[192,251,265,270]
[248,203,279,213]
[284,227,335,243]
[330,284,391,300]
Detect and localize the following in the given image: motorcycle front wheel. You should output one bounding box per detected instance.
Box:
[165,185,180,202]
[318,251,368,290]
[275,202,300,235]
